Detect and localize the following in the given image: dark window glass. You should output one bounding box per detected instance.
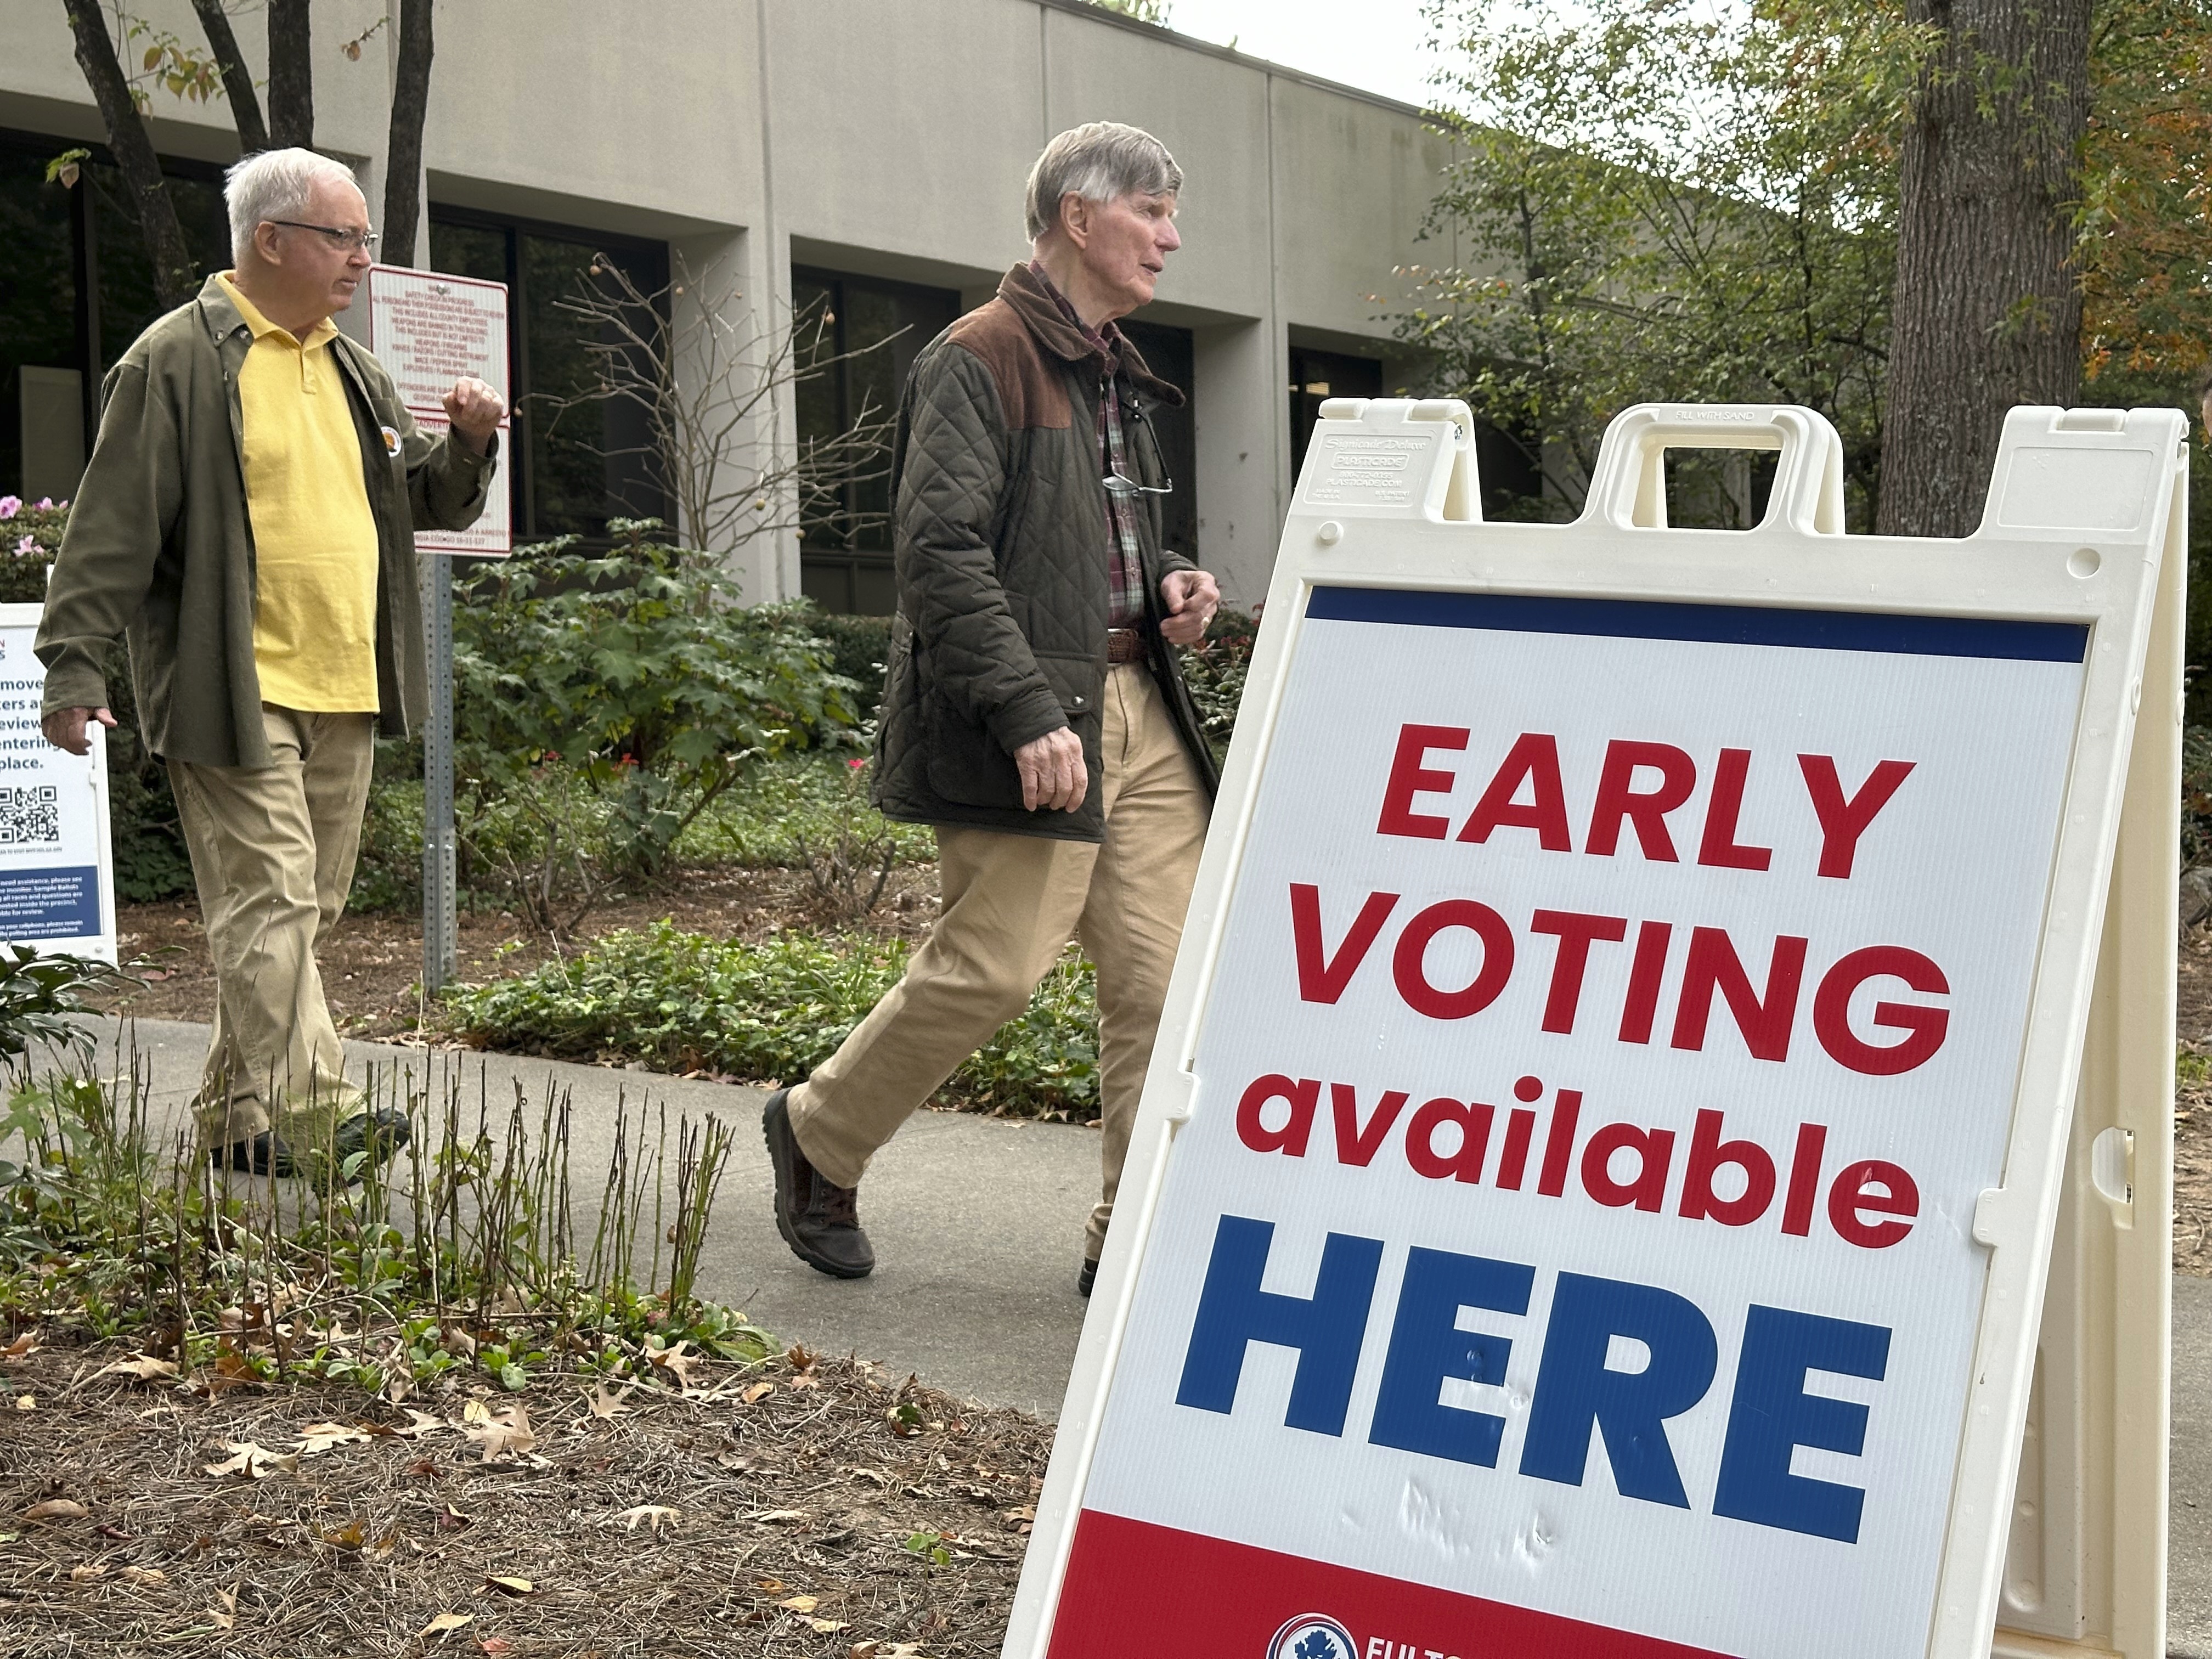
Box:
[428,210,669,542]
[1118,318,1195,560]
[794,267,959,616]
[0,130,227,501]
[1288,347,1384,486]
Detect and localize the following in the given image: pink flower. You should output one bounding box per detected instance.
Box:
[13,535,34,557]
[0,497,19,521]
[847,757,866,771]
[31,498,52,511]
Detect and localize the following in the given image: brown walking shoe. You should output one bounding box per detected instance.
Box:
[763,1088,875,1279]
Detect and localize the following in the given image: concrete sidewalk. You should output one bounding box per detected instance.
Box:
[37,1019,2212,1652]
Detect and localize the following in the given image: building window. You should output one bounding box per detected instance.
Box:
[428,209,669,543]
[0,129,227,501]
[1119,319,1197,562]
[792,267,961,616]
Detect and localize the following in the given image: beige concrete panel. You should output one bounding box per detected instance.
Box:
[765,0,1042,272]
[423,0,760,233]
[1267,76,1457,344]
[1190,319,1283,607]
[1038,7,1272,319]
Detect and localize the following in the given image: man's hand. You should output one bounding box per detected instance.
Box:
[1159,568,1221,646]
[444,376,505,455]
[43,707,115,757]
[1015,725,1088,813]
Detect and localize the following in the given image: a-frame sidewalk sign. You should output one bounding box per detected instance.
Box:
[1006,400,2188,1659]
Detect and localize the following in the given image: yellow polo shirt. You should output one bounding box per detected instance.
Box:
[219,273,381,713]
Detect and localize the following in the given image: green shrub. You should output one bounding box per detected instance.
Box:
[452,522,858,882]
[807,611,895,724]
[446,921,1099,1118]
[1181,608,1257,763]
[678,750,935,869]
[2185,725,2212,871]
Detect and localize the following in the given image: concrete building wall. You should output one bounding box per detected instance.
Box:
[0,0,1460,607]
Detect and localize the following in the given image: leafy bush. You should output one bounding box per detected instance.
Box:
[807,611,895,724]
[445,921,1100,1118]
[452,523,858,898]
[678,750,935,870]
[1181,607,1257,762]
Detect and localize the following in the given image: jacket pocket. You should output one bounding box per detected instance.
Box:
[923,649,1103,811]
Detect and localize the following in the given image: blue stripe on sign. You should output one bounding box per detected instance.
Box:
[1306,586,2090,664]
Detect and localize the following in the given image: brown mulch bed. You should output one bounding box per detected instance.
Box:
[1,1338,1048,1658]
[95,865,943,1046]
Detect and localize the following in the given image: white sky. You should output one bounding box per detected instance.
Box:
[1163,0,1442,109]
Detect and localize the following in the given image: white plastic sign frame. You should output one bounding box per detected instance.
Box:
[1006,401,2188,1659]
[0,603,116,964]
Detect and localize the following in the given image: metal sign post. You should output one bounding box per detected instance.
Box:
[358,262,511,1001]
[420,552,458,994]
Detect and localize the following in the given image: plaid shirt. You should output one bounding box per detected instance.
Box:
[1030,262,1148,630]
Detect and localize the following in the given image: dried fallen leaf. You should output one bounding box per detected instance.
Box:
[617,1504,679,1534]
[587,1382,632,1419]
[208,1586,237,1631]
[777,1595,821,1613]
[438,1503,471,1532]
[748,1508,808,1525]
[754,1577,785,1593]
[462,1404,534,1463]
[297,1420,371,1455]
[810,1620,851,1634]
[420,1610,475,1639]
[69,1563,106,1583]
[23,1499,88,1522]
[850,1645,925,1659]
[741,1380,775,1405]
[13,1395,31,1411]
[204,1441,300,1480]
[461,1398,493,1425]
[478,1641,515,1656]
[324,1518,368,1550]
[93,1355,179,1383]
[648,1340,699,1390]
[1,1331,38,1363]
[117,1566,167,1587]
[391,1408,446,1437]
[484,1575,533,1596]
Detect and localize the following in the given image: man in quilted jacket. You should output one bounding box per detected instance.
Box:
[764,122,1222,1295]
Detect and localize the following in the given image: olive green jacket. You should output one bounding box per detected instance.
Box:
[36,274,497,769]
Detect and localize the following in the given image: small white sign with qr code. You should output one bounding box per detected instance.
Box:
[0,606,115,963]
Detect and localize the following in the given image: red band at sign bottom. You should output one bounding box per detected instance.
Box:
[1046,1509,1741,1659]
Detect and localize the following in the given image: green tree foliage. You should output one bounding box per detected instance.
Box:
[1405,1,1931,527]
[1410,0,2212,675]
[1088,0,1172,24]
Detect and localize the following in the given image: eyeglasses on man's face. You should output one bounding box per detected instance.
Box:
[270,220,380,255]
[1102,467,1173,498]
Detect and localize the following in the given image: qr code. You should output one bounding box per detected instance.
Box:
[0,785,61,846]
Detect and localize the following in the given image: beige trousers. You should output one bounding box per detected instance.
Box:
[789,664,1209,1259]
[169,704,376,1152]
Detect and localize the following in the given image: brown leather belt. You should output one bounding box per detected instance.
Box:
[1105,627,1148,665]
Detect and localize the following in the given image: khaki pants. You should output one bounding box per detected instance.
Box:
[169,704,376,1153]
[789,664,1209,1259]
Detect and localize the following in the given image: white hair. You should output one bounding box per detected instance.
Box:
[223,148,361,261]
[1024,122,1182,242]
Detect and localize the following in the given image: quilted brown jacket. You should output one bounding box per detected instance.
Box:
[870,264,1220,841]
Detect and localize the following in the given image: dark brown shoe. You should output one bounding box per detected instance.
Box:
[763,1088,874,1279]
[1079,1256,1099,1299]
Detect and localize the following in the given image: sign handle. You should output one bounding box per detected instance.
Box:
[1585,403,1849,536]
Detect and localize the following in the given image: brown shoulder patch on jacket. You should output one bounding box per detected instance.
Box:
[946,299,1071,431]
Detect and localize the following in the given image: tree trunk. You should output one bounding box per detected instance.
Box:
[267,0,313,150]
[1877,0,2092,537]
[61,0,198,308]
[189,0,267,154]
[382,0,436,268]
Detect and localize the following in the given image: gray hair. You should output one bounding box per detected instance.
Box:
[1024,122,1182,242]
[224,148,361,261]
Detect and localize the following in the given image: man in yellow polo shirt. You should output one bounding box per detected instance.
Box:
[38,149,503,1178]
